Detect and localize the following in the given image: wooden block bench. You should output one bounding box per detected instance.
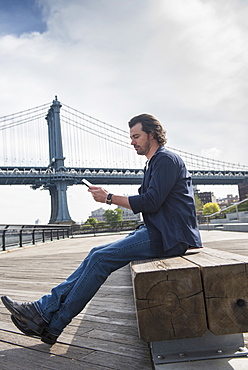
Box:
[131,247,248,343]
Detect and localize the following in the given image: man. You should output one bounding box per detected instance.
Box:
[1,114,202,345]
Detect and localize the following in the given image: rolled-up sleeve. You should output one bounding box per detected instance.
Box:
[129,194,143,214]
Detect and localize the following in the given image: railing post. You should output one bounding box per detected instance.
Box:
[236,204,239,220]
[19,226,24,248]
[2,226,9,251]
[32,228,35,245]
[2,230,5,251]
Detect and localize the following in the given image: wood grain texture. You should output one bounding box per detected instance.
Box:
[184,248,248,335]
[131,257,207,341]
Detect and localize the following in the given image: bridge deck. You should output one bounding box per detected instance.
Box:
[0,166,247,186]
[0,231,248,369]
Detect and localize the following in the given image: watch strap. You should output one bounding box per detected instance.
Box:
[106,193,113,205]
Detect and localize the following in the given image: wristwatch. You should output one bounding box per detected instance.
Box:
[106,193,113,205]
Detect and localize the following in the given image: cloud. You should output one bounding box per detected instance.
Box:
[201,147,223,160]
[0,0,247,223]
[1,0,248,127]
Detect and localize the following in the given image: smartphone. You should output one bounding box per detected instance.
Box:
[82,178,93,187]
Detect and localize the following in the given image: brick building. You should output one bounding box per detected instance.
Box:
[238,182,248,201]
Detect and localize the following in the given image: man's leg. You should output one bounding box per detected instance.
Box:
[33,242,111,323]
[2,227,188,340]
[1,241,118,342]
[2,227,153,339]
[42,226,153,336]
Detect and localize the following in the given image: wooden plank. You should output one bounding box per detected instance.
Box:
[184,247,248,265]
[83,349,152,370]
[184,247,248,335]
[131,257,207,341]
[0,339,108,370]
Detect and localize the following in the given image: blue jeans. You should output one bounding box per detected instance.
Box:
[34,226,188,335]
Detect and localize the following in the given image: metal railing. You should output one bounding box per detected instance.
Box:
[203,198,248,230]
[71,220,141,237]
[0,224,72,251]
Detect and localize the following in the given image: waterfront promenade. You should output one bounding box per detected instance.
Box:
[0,230,248,369]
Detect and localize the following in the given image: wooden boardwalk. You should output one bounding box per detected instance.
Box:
[0,234,152,370]
[0,230,248,369]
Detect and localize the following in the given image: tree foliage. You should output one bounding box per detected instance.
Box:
[235,200,248,211]
[85,217,99,225]
[202,202,220,215]
[194,194,204,212]
[104,208,123,224]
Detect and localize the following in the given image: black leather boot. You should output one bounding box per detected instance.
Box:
[1,296,47,335]
[11,315,58,345]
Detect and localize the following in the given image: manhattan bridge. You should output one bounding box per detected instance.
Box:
[0,96,248,224]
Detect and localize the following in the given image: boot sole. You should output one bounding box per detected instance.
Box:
[11,315,57,345]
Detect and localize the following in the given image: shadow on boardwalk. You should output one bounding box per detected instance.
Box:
[0,234,152,370]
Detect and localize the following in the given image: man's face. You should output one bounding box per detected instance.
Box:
[130,123,152,156]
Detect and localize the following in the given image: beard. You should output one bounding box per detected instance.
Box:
[134,141,151,156]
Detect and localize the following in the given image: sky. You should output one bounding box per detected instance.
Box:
[0,0,247,224]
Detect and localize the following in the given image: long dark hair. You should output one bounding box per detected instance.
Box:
[128,113,167,145]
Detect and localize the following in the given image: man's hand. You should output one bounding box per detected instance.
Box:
[88,186,131,209]
[88,186,108,203]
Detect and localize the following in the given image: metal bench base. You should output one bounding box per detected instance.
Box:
[151,330,248,364]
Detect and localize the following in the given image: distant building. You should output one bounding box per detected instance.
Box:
[238,182,248,201]
[91,207,105,222]
[118,206,141,222]
[217,194,239,208]
[118,194,142,222]
[196,191,216,205]
[90,206,141,222]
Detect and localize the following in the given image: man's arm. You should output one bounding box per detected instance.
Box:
[111,194,131,209]
[88,187,131,209]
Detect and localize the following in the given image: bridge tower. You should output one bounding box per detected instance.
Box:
[46,96,73,224]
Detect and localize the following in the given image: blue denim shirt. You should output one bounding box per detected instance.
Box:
[129,146,202,254]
